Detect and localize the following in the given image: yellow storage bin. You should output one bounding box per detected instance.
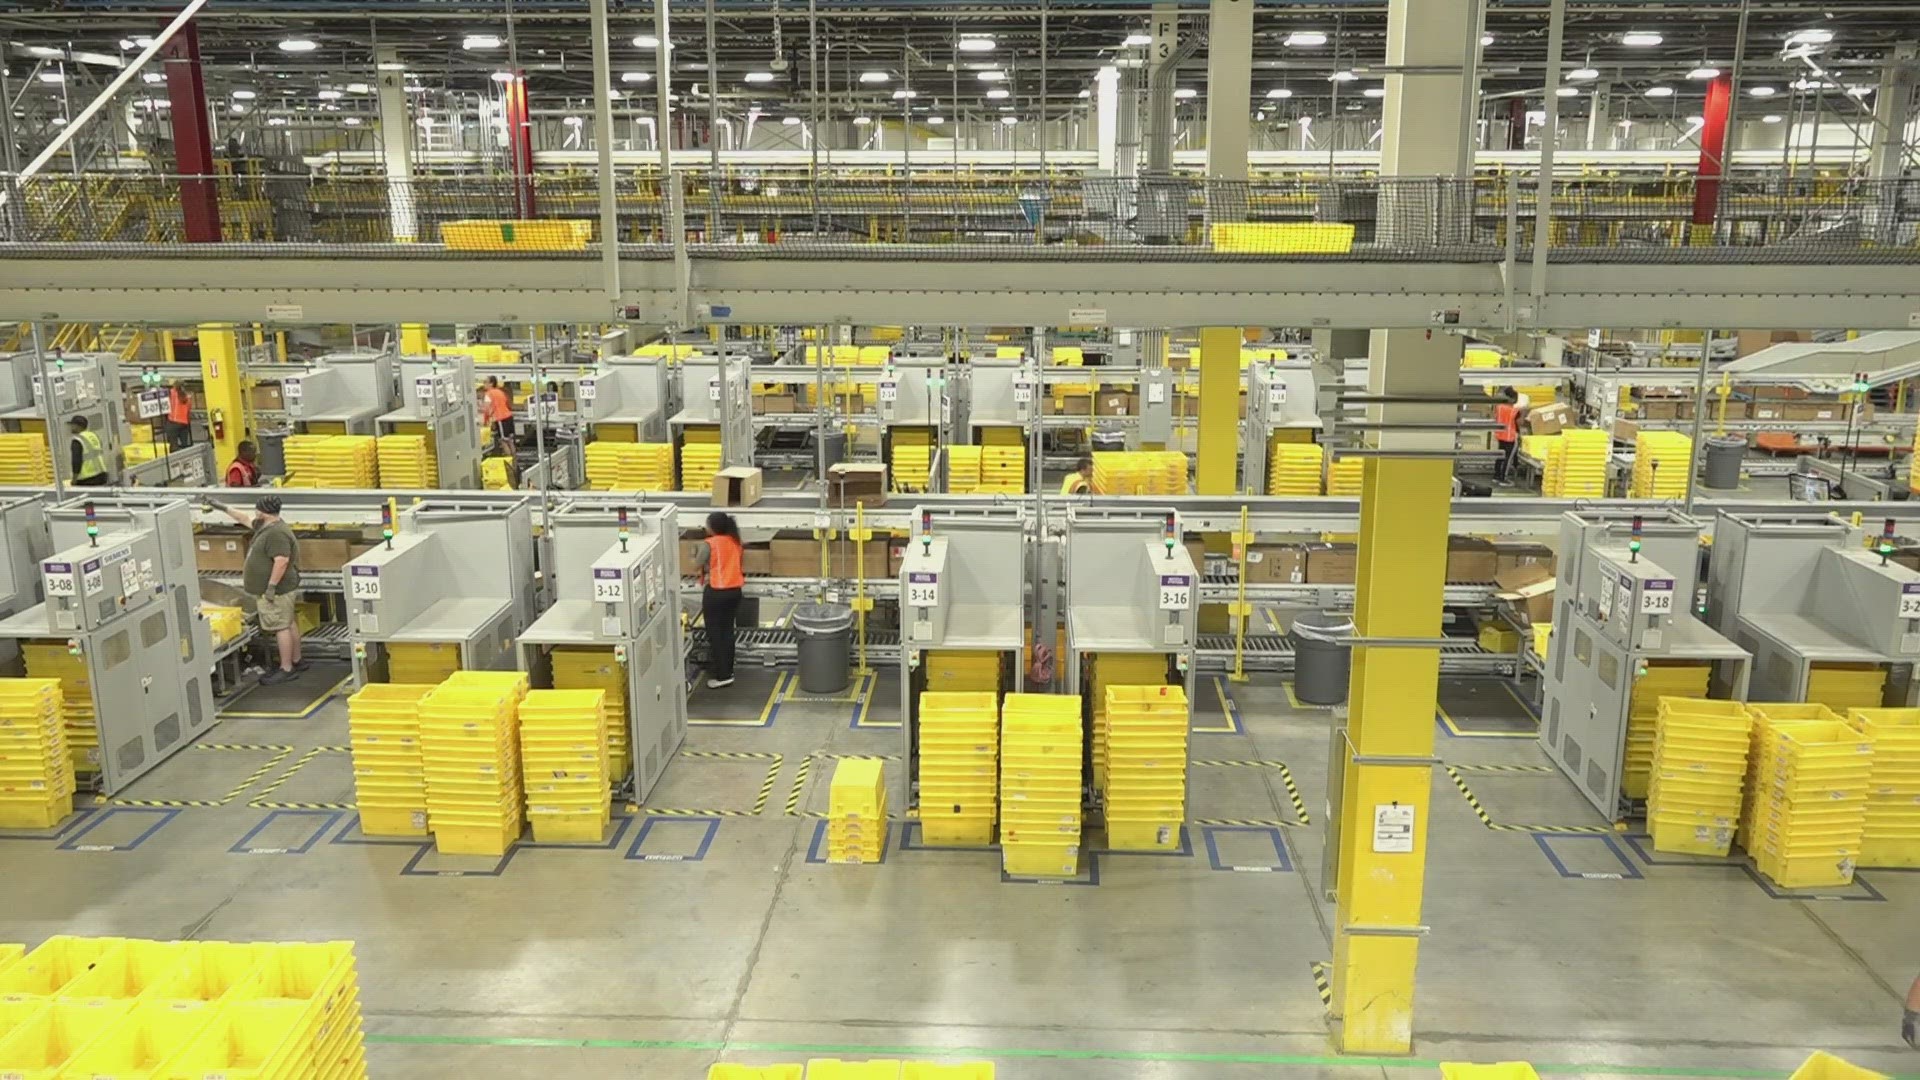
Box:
[1210,222,1356,254]
[56,999,220,1080]
[0,937,126,1002]
[710,1066,806,1080]
[442,218,592,252]
[0,1000,134,1079]
[806,1061,903,1080]
[1788,1052,1886,1080]
[1440,1065,1540,1080]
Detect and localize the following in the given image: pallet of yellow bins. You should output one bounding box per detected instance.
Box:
[1647,703,1752,856]
[1209,221,1356,254]
[164,941,368,1080]
[346,682,438,837]
[1630,431,1692,499]
[375,434,436,488]
[0,678,73,830]
[384,641,463,685]
[1617,666,1713,800]
[583,441,630,490]
[616,443,676,491]
[1806,662,1888,713]
[917,691,999,847]
[680,427,722,493]
[550,646,632,781]
[1325,456,1364,497]
[420,682,526,856]
[1739,703,1841,846]
[1087,653,1169,793]
[519,689,612,844]
[1748,720,1873,889]
[891,428,935,491]
[23,642,96,778]
[946,446,982,493]
[1848,708,1920,867]
[1103,684,1189,851]
[999,693,1082,877]
[1267,442,1324,496]
[0,434,52,485]
[827,758,887,863]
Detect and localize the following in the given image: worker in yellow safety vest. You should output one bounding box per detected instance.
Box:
[68,416,109,487]
[1059,455,1095,496]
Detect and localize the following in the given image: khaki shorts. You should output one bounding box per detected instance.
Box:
[254,591,297,632]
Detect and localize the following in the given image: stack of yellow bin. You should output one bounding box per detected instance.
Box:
[0,434,52,485]
[680,427,722,492]
[1325,456,1364,496]
[825,759,887,864]
[0,938,368,1080]
[1087,653,1168,792]
[518,689,611,843]
[550,646,631,781]
[419,675,526,856]
[1622,662,1712,800]
[916,692,998,847]
[1545,429,1609,498]
[22,642,95,780]
[1739,703,1837,848]
[279,434,331,488]
[946,446,983,493]
[282,434,378,489]
[1749,719,1874,888]
[999,693,1082,877]
[1805,663,1888,713]
[200,604,246,647]
[1267,443,1325,496]
[891,428,934,491]
[481,457,514,490]
[1847,708,1920,868]
[1648,698,1753,856]
[0,679,71,830]
[923,651,1001,693]
[375,434,437,488]
[978,429,1025,495]
[346,683,437,837]
[1103,684,1188,851]
[385,641,462,684]
[585,441,676,491]
[1630,432,1692,499]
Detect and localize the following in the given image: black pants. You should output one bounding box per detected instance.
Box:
[703,586,744,680]
[1495,438,1519,482]
[75,474,109,487]
[165,421,193,450]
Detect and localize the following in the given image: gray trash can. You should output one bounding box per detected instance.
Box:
[792,603,854,695]
[1290,611,1355,706]
[1701,435,1746,490]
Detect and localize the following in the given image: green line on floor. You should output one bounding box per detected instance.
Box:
[361,1034,1904,1077]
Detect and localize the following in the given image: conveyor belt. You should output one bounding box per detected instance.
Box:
[688,626,902,666]
[1194,634,1513,676]
[1198,573,1498,606]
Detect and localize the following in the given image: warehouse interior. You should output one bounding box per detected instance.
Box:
[2,0,1920,1077]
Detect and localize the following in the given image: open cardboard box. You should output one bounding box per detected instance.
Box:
[1495,565,1556,625]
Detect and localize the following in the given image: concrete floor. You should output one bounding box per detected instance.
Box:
[4,661,1917,1079]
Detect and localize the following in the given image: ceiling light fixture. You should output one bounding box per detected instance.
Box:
[1748,85,1777,97]
[892,89,917,99]
[859,70,889,83]
[1266,87,1294,99]
[1847,85,1874,98]
[633,34,660,48]
[744,71,775,83]
[986,88,1010,99]
[1000,115,1018,125]
[1762,113,1783,123]
[621,71,652,83]
[1123,33,1152,47]
[563,116,584,126]
[279,38,318,53]
[344,116,363,126]
[345,82,370,94]
[957,35,996,53]
[1329,70,1357,82]
[1568,67,1599,81]
[1284,31,1328,47]
[462,34,502,50]
[317,88,343,99]
[1644,85,1674,98]
[928,115,945,124]
[977,69,1006,82]
[1480,34,1495,46]
[1621,32,1663,47]
[36,72,63,84]
[232,89,257,100]
[1173,87,1197,99]
[1363,87,1386,98]
[141,72,165,85]
[268,116,288,126]
[1688,66,1721,80]
[377,60,406,72]
[852,115,872,125]
[1555,86,1580,97]
[1786,28,1834,46]
[781,115,802,125]
[490,71,516,83]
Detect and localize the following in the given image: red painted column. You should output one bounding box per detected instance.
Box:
[1690,72,1734,233]
[160,22,221,242]
[1506,100,1528,150]
[503,73,537,218]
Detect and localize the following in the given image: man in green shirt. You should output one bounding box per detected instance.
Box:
[209,494,305,685]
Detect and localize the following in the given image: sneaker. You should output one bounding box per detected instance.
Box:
[260,669,295,686]
[292,659,312,673]
[707,677,735,689]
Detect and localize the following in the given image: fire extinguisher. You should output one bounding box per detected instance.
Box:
[209,408,227,443]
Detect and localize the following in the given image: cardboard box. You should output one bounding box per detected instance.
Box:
[678,534,707,575]
[769,530,819,578]
[1094,391,1135,417]
[1495,566,1556,625]
[1635,396,1683,421]
[1736,329,1812,358]
[296,534,373,572]
[1679,400,1749,421]
[1243,543,1307,584]
[1611,419,1641,442]
[826,463,888,508]
[1305,542,1358,584]
[888,542,907,578]
[1749,402,1789,423]
[1525,402,1571,435]
[1044,396,1094,416]
[825,539,891,579]
[1493,542,1555,577]
[753,392,798,415]
[1784,401,1852,423]
[741,543,772,577]
[194,529,250,573]
[1184,539,1208,573]
[250,384,283,411]
[1446,537,1500,583]
[711,465,764,507]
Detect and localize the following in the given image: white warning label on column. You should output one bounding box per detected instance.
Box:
[1373,803,1415,853]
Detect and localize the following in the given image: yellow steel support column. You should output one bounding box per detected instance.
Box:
[1197,327,1241,633]
[197,323,249,473]
[400,324,431,355]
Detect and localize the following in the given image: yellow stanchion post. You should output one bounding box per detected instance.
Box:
[1229,506,1254,683]
[850,503,873,675]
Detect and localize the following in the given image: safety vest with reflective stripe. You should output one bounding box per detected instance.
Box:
[74,430,107,480]
[1059,473,1090,495]
[168,386,192,424]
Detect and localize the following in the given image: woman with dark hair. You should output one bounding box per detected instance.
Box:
[693,511,745,688]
